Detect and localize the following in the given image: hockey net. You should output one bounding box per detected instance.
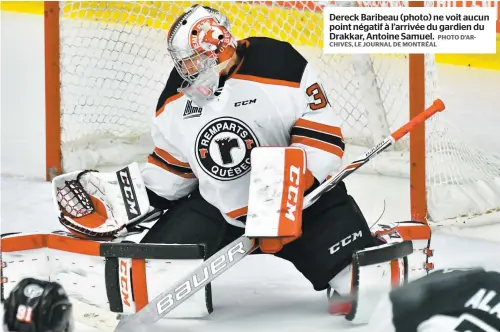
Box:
[45,1,500,227]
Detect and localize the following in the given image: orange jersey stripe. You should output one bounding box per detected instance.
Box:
[156,93,183,117]
[148,155,196,179]
[231,74,300,88]
[227,206,248,219]
[294,118,343,139]
[154,147,190,168]
[291,136,344,158]
[228,39,250,78]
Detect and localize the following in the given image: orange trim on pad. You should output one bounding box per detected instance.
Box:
[390,259,401,287]
[131,258,149,311]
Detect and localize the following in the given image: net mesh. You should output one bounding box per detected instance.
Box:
[57,1,500,225]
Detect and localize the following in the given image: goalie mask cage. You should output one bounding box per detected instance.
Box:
[44,1,500,228]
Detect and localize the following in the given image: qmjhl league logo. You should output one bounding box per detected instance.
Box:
[183,100,203,119]
[195,117,259,181]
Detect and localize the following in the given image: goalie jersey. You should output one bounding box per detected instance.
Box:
[370,269,500,332]
[142,37,345,227]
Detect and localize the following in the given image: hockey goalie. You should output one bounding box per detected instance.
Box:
[1,4,434,327]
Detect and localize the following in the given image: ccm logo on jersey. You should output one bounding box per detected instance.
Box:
[285,165,302,222]
[329,231,363,255]
[117,167,141,220]
[234,99,256,107]
[156,240,246,315]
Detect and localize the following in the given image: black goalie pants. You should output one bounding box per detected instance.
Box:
[141,182,376,291]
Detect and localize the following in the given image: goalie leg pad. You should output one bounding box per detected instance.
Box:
[329,221,434,324]
[275,193,375,291]
[1,232,212,318]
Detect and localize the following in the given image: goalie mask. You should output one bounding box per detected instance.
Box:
[167,5,237,106]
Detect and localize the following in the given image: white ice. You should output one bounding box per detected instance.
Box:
[2,9,500,332]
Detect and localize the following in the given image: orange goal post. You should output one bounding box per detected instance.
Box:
[44,1,500,228]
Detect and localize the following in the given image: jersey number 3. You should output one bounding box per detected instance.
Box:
[306,83,328,111]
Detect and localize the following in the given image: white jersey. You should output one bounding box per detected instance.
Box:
[142,37,345,227]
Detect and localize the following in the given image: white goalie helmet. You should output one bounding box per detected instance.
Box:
[167,5,237,106]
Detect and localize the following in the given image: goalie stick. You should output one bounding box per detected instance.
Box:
[85,99,446,331]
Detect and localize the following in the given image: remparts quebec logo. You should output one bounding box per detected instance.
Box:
[195,117,259,181]
[183,100,203,119]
